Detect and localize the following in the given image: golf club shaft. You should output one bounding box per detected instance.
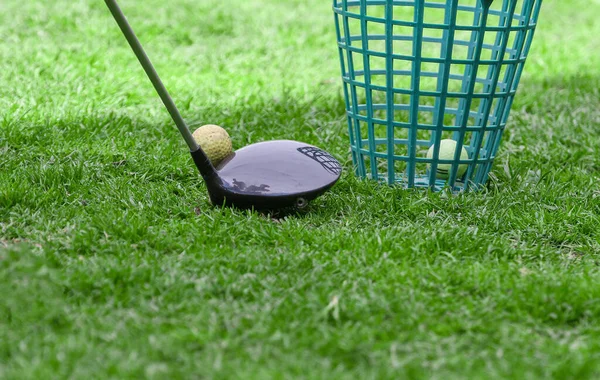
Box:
[104,0,199,151]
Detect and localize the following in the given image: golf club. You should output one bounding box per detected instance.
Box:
[104,0,342,210]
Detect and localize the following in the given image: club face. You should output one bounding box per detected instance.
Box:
[194,140,342,210]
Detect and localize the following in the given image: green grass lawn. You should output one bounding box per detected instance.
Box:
[2,0,600,378]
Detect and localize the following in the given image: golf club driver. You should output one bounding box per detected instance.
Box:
[104,0,342,210]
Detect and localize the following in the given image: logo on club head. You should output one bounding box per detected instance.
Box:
[297,147,342,176]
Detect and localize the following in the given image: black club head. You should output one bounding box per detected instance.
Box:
[192,140,342,210]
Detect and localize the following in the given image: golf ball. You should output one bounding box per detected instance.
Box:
[192,124,233,166]
[426,139,469,180]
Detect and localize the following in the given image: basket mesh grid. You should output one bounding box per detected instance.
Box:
[333,0,542,190]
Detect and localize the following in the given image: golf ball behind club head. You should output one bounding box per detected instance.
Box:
[192,124,233,166]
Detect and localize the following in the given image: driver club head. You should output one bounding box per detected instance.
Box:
[191,140,342,210]
[104,0,341,211]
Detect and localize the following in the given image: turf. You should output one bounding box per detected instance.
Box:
[1,0,600,378]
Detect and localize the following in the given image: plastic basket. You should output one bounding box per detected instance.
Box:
[333,0,542,191]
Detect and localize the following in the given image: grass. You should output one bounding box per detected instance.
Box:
[1,0,600,378]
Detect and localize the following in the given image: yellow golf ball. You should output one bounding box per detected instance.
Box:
[192,124,233,166]
[426,139,469,180]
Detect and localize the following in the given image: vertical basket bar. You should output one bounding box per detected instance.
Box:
[407,1,425,188]
[448,1,491,187]
[467,0,519,190]
[334,6,357,175]
[340,0,367,179]
[385,1,395,185]
[429,0,460,189]
[359,1,379,181]
[482,0,538,185]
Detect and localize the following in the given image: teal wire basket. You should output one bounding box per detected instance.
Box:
[333,0,542,191]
